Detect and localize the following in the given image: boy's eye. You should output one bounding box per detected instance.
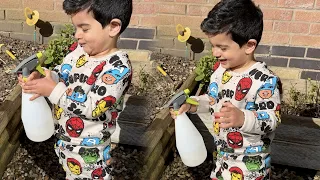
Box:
[83,29,89,32]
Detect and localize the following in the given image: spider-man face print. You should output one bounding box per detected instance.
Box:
[91,168,106,179]
[66,117,84,137]
[86,61,107,85]
[235,77,252,101]
[227,132,243,149]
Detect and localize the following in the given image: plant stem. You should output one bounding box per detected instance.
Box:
[195,83,204,96]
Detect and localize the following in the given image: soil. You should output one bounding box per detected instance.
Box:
[0,35,319,180]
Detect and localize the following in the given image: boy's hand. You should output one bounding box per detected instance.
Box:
[169,103,191,119]
[22,70,57,100]
[18,71,41,86]
[214,101,244,129]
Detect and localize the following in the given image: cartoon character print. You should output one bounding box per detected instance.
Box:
[242,155,262,171]
[76,54,88,68]
[208,82,219,105]
[54,104,64,120]
[69,42,78,52]
[235,77,252,101]
[227,132,243,149]
[91,168,106,180]
[103,145,112,165]
[265,154,271,169]
[66,86,87,103]
[218,147,235,161]
[275,104,281,125]
[67,158,82,175]
[92,96,116,118]
[213,122,220,135]
[79,147,100,164]
[81,137,101,146]
[102,66,130,85]
[245,102,256,111]
[222,71,232,84]
[213,61,220,71]
[258,76,277,99]
[229,166,244,180]
[66,117,84,137]
[86,61,107,85]
[244,145,264,154]
[55,124,71,142]
[254,111,270,121]
[59,64,72,84]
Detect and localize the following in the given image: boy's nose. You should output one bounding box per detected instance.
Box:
[74,30,81,40]
[212,49,221,58]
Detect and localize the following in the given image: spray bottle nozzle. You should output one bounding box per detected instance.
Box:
[164,88,199,111]
[11,52,45,78]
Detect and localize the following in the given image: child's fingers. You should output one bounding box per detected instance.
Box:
[29,94,41,101]
[178,104,190,115]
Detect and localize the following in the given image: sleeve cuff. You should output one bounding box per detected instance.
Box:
[190,95,211,113]
[48,82,67,104]
[239,110,255,132]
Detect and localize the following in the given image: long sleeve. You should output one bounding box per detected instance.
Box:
[240,76,281,135]
[48,52,131,120]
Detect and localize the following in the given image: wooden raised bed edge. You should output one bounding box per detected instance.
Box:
[0,85,23,178]
[143,71,198,179]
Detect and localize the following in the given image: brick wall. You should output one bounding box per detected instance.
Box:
[0,0,320,78]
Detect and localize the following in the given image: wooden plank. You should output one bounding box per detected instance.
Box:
[271,140,320,170]
[281,114,320,129]
[0,108,21,156]
[0,86,22,134]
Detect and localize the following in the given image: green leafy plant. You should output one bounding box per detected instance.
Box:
[43,24,76,69]
[194,53,217,95]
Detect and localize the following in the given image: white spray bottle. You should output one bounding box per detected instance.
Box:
[164,89,207,167]
[12,52,54,142]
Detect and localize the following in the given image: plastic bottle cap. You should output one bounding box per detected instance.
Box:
[184,89,190,95]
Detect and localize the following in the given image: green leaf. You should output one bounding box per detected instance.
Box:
[195,74,205,81]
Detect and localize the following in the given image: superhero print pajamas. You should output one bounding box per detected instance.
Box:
[193,62,281,180]
[48,43,132,179]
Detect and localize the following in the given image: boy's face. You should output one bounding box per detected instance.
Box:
[208,33,253,71]
[71,9,114,56]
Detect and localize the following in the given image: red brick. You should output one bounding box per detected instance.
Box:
[129,15,140,26]
[23,0,54,10]
[264,20,274,31]
[188,5,212,16]
[6,10,24,21]
[260,32,290,45]
[157,25,177,36]
[278,0,314,9]
[291,35,320,47]
[294,11,320,22]
[133,3,156,14]
[158,4,186,15]
[0,0,21,8]
[39,11,70,23]
[208,0,219,5]
[310,24,320,35]
[55,2,64,11]
[316,0,320,9]
[174,16,205,29]
[253,0,278,7]
[0,10,4,20]
[176,0,207,3]
[141,15,174,26]
[273,21,310,34]
[262,8,293,20]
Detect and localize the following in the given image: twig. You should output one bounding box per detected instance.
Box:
[0,57,6,65]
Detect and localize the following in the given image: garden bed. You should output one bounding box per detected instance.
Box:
[0,35,319,179]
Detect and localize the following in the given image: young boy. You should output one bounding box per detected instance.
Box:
[171,0,281,179]
[19,0,132,179]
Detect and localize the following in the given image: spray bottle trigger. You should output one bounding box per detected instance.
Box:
[35,64,46,76]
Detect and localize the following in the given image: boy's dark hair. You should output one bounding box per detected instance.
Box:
[63,0,132,34]
[201,0,263,47]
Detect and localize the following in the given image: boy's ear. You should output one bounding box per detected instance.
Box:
[108,19,122,37]
[245,39,257,54]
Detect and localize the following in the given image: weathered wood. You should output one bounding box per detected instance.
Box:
[146,134,175,180]
[281,114,320,129]
[0,124,23,178]
[145,121,174,167]
[271,140,320,170]
[0,108,21,156]
[177,71,198,93]
[0,86,22,134]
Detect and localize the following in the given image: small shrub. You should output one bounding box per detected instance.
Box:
[43,24,76,69]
